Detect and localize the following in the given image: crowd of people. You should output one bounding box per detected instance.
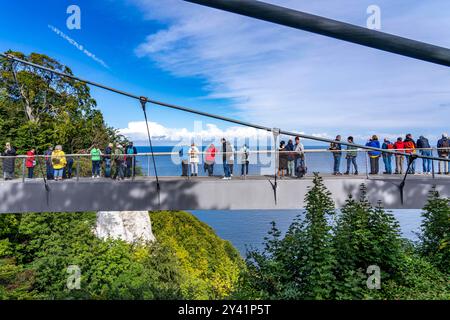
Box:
[1,142,138,181]
[2,133,449,181]
[329,133,450,176]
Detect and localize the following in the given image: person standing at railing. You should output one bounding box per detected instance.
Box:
[90,144,102,178]
[285,139,295,177]
[278,141,287,177]
[329,135,342,176]
[417,135,432,175]
[25,148,36,179]
[381,138,394,175]
[404,134,417,174]
[239,144,250,176]
[51,145,66,181]
[344,136,358,175]
[44,146,54,180]
[2,142,17,180]
[437,133,449,175]
[205,144,217,177]
[393,137,405,174]
[294,136,305,178]
[188,142,200,177]
[179,145,189,177]
[366,135,381,175]
[221,138,232,180]
[125,142,138,178]
[65,156,74,179]
[103,143,113,178]
[113,143,125,180]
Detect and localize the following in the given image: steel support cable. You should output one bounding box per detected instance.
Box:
[9,60,50,193]
[140,97,161,209]
[184,0,450,67]
[1,53,449,163]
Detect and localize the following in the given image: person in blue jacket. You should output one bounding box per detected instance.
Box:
[366,135,381,175]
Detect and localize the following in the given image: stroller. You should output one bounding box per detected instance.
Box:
[295,159,307,178]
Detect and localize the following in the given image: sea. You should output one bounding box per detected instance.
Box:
[136,146,423,256]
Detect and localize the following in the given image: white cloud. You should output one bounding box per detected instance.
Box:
[131,0,450,136]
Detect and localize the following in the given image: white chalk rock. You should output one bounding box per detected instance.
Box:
[95,211,155,243]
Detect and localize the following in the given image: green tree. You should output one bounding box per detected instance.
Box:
[0,51,125,154]
[419,188,450,274]
[242,173,337,299]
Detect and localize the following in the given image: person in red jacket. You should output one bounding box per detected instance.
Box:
[403,134,417,174]
[393,137,405,174]
[25,148,36,179]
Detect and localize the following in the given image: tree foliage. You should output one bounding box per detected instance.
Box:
[0,51,126,154]
[238,173,450,300]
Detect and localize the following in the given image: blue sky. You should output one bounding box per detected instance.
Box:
[0,0,449,145]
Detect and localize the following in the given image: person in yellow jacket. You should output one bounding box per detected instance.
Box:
[51,145,67,181]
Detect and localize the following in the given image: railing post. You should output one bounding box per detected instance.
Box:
[365,151,369,179]
[76,157,80,181]
[132,155,135,180]
[22,158,26,182]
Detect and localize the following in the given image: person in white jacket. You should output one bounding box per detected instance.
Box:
[294,136,305,177]
[188,142,200,176]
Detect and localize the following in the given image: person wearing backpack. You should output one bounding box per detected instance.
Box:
[344,136,358,175]
[382,138,394,174]
[437,133,449,174]
[417,135,432,175]
[103,143,113,178]
[329,135,342,175]
[294,136,306,178]
[393,137,405,174]
[113,143,125,180]
[239,144,250,176]
[125,142,137,178]
[366,135,381,175]
[403,134,417,174]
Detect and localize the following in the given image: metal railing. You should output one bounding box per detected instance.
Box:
[1,147,449,182]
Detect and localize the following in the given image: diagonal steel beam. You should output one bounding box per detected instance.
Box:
[184,0,450,67]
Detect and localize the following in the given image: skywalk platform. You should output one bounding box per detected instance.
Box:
[0,174,448,213]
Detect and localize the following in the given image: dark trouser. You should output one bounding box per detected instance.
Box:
[92,160,101,176]
[333,155,341,173]
[126,158,135,177]
[383,155,392,174]
[346,156,357,173]
[370,156,380,174]
[420,150,432,173]
[241,161,249,176]
[104,158,111,177]
[27,167,34,179]
[46,163,54,180]
[113,161,125,179]
[206,163,214,176]
[66,159,74,179]
[223,161,231,177]
[406,155,416,174]
[181,160,189,176]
